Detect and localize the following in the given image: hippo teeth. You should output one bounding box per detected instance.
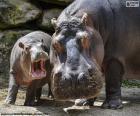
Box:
[41,60,46,71]
[31,60,46,78]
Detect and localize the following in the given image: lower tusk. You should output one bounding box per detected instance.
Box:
[32,63,34,73]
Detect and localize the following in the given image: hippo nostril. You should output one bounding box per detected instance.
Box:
[60,75,71,89]
[88,68,95,76]
[78,72,88,86]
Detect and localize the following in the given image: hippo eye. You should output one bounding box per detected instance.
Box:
[55,27,61,34]
[81,36,90,49]
[25,46,31,52]
[76,37,82,46]
[22,46,31,54]
[41,45,49,53]
[53,41,64,54]
[76,37,83,49]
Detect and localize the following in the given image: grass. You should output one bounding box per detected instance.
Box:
[122,80,140,88]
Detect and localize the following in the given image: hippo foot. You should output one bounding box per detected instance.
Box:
[48,91,54,99]
[101,99,123,109]
[24,101,37,106]
[48,95,54,99]
[75,98,95,106]
[36,99,46,105]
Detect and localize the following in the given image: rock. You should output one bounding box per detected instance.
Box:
[38,8,63,31]
[0,0,41,29]
[0,30,32,83]
[0,30,32,46]
[40,0,74,6]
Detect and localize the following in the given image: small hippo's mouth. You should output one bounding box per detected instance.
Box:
[31,60,46,78]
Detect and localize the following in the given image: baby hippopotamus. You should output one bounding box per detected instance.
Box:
[5,31,52,106]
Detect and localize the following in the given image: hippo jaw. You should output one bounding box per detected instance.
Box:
[31,59,46,79]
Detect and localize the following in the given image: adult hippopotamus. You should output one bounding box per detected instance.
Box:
[5,31,52,106]
[50,0,140,109]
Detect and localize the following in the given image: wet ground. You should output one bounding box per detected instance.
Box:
[0,86,140,116]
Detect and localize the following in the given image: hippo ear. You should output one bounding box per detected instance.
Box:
[81,13,93,27]
[19,42,24,49]
[51,18,57,28]
[81,13,88,24]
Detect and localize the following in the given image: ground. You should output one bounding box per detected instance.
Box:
[0,85,140,116]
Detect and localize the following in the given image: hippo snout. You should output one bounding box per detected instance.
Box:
[51,66,103,100]
[55,69,97,88]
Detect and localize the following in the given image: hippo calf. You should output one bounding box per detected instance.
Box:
[5,31,52,106]
[50,0,140,109]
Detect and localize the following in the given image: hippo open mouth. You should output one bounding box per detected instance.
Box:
[31,60,46,78]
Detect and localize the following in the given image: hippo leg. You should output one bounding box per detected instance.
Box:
[36,87,45,105]
[102,59,124,109]
[24,84,36,106]
[5,73,19,104]
[48,82,53,98]
[75,98,97,106]
[36,87,42,102]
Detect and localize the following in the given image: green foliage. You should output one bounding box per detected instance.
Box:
[0,30,31,46]
[0,31,19,46]
[122,80,140,88]
[0,0,41,29]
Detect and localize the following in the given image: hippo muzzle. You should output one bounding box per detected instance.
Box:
[52,64,103,100]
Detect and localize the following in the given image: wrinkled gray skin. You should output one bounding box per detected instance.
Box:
[50,1,104,101]
[5,31,52,106]
[51,0,140,109]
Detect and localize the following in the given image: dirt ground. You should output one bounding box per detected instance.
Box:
[0,86,140,116]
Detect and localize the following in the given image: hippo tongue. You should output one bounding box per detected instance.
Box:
[32,70,46,78]
[31,60,46,78]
